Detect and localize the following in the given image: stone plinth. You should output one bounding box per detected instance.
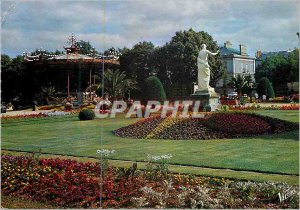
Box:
[191,90,220,112]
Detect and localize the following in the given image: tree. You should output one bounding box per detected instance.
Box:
[255,49,299,95]
[118,29,224,99]
[229,74,247,95]
[267,82,275,99]
[287,48,299,82]
[40,86,56,99]
[242,75,254,95]
[221,70,230,95]
[104,47,121,57]
[119,42,155,98]
[255,54,285,82]
[120,42,154,84]
[144,76,166,103]
[154,29,224,98]
[257,77,275,99]
[1,54,26,102]
[96,69,138,99]
[77,40,94,54]
[1,54,12,70]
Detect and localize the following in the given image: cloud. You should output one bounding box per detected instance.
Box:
[1,0,299,57]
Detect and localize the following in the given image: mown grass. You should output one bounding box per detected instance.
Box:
[1,110,299,177]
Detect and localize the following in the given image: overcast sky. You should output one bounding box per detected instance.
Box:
[1,0,299,57]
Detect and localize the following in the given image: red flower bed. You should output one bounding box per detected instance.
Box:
[1,154,299,209]
[0,113,49,120]
[253,114,299,134]
[1,155,143,208]
[229,106,259,111]
[114,112,298,140]
[229,104,299,111]
[204,113,271,137]
[280,104,299,110]
[220,99,239,105]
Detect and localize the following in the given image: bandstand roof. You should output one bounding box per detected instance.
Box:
[48,53,94,60]
[23,34,120,67]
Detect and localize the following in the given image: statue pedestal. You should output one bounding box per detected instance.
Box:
[191,90,220,112]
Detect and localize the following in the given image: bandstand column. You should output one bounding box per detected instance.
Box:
[77,62,83,105]
[90,69,92,101]
[67,70,70,98]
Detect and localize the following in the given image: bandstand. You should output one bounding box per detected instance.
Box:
[23,34,120,105]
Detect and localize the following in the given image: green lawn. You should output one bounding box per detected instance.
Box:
[1,110,299,178]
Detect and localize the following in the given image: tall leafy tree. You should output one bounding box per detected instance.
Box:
[154,29,224,98]
[287,48,299,82]
[119,42,155,98]
[229,75,247,95]
[255,49,299,94]
[242,75,254,95]
[77,40,94,54]
[104,47,121,57]
[221,70,230,95]
[120,42,154,85]
[1,54,26,102]
[151,45,173,95]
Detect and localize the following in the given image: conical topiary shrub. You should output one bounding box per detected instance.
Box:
[144,76,167,103]
[257,77,275,99]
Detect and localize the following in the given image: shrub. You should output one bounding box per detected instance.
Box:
[257,77,275,99]
[220,105,230,111]
[78,109,95,121]
[143,76,166,104]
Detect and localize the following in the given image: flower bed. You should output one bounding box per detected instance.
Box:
[0,113,49,120]
[1,154,299,209]
[229,104,299,111]
[114,115,165,138]
[203,113,271,137]
[114,112,298,140]
[154,118,217,140]
[145,116,185,139]
[38,105,64,110]
[220,99,239,105]
[280,104,299,110]
[1,111,80,120]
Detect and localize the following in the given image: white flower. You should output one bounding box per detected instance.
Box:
[153,156,161,161]
[42,111,70,117]
[96,149,115,156]
[146,154,173,161]
[161,154,173,159]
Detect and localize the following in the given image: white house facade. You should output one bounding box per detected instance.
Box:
[216,41,256,93]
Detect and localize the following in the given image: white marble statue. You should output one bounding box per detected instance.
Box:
[197,44,219,94]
